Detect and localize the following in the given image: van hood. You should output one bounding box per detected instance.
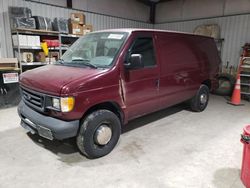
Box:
[20,65,106,95]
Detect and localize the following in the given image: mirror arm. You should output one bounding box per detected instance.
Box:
[124,62,131,69]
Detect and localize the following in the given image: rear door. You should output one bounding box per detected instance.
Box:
[122,33,160,120]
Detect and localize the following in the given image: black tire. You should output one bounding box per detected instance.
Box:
[190,84,210,112]
[213,73,235,96]
[76,109,121,159]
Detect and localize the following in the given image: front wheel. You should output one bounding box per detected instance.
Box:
[190,84,210,112]
[76,110,121,158]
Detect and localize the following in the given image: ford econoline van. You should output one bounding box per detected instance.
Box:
[18,29,220,158]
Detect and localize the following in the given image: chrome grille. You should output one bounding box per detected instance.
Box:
[21,87,44,111]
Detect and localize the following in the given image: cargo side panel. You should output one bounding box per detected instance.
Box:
[156,32,209,108]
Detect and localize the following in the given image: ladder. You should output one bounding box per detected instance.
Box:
[240,44,250,101]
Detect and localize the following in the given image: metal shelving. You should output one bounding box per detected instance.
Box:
[13,46,69,50]
[60,34,80,38]
[12,28,59,36]
[240,52,250,99]
[11,28,79,72]
[13,46,41,50]
[21,62,49,66]
[240,74,250,77]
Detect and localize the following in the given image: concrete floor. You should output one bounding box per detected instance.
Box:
[0,95,248,188]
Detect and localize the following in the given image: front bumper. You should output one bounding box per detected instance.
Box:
[18,101,79,140]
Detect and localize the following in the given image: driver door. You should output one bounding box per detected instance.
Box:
[122,33,160,120]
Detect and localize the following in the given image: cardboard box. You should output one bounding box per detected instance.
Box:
[0,58,18,69]
[70,13,85,25]
[12,34,28,46]
[45,57,56,64]
[26,35,40,47]
[34,36,41,47]
[22,52,34,63]
[49,52,59,61]
[69,23,83,36]
[83,25,93,35]
[26,35,33,47]
[12,35,40,47]
[35,52,46,62]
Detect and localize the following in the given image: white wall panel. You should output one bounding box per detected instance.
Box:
[155,14,250,68]
[0,0,152,58]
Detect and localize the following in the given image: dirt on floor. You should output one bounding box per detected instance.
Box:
[0,95,248,188]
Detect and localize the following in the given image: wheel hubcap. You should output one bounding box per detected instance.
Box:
[200,93,207,105]
[94,124,112,145]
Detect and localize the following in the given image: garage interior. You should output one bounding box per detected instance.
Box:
[0,0,250,187]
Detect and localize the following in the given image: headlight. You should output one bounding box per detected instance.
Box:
[52,98,60,109]
[52,97,75,112]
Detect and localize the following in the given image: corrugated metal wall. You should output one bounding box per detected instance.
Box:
[72,0,150,23]
[0,0,152,58]
[154,14,250,67]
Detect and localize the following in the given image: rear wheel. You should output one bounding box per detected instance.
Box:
[190,84,210,112]
[76,109,121,158]
[212,73,235,96]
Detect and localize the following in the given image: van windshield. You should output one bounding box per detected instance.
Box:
[60,32,127,68]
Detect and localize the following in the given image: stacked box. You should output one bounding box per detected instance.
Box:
[69,23,84,35]
[27,36,40,47]
[0,58,18,69]
[34,52,46,62]
[12,35,40,47]
[12,35,28,46]
[70,13,85,25]
[22,52,34,63]
[69,13,92,36]
[46,52,59,64]
[83,25,93,35]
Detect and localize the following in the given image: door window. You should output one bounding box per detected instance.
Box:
[129,37,156,67]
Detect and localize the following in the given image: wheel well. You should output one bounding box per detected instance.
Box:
[202,80,211,90]
[82,102,124,124]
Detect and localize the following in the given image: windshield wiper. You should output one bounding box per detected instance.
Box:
[57,59,64,64]
[72,59,97,69]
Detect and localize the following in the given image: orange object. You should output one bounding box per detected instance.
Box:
[228,74,243,105]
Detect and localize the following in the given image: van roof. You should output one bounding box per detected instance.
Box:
[91,28,213,39]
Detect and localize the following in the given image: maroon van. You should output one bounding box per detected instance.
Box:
[18,29,220,158]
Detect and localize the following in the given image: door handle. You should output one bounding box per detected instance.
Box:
[155,79,160,88]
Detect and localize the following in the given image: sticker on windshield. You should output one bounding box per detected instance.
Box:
[107,34,124,40]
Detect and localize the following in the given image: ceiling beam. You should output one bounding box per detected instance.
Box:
[149,2,156,24]
[67,0,72,8]
[137,0,172,6]
[137,0,172,23]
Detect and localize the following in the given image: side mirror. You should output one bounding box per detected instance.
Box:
[124,54,143,69]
